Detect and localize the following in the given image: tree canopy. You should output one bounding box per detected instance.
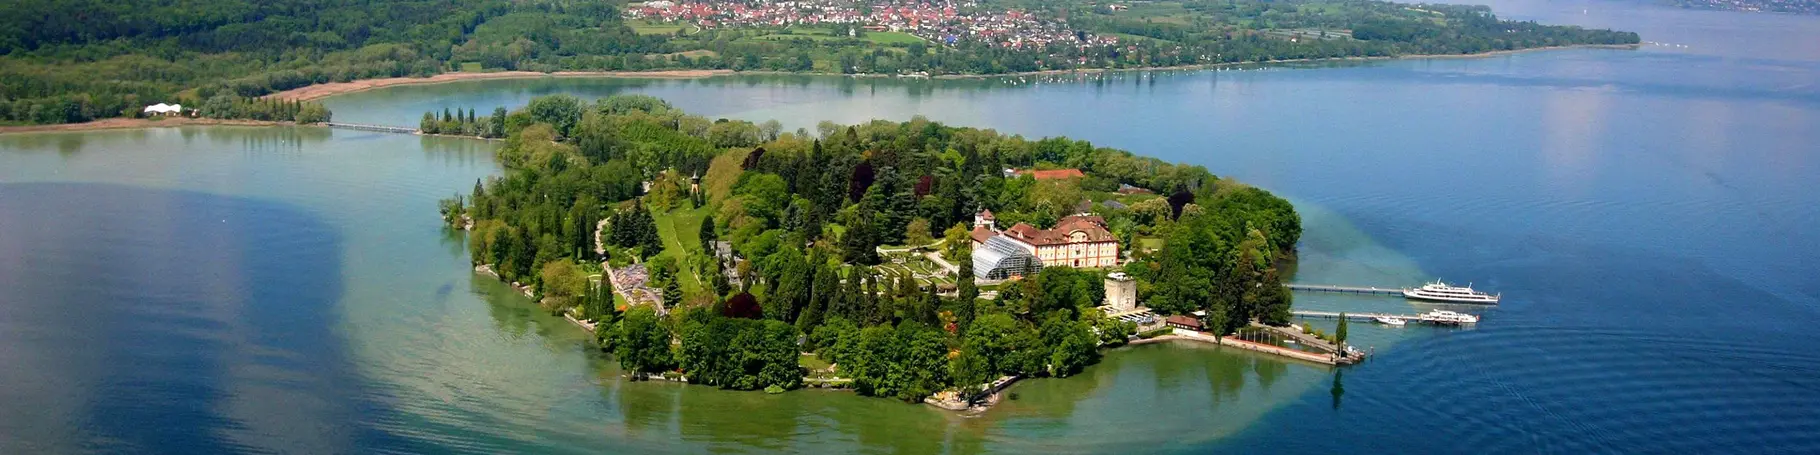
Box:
[447,94,1302,400]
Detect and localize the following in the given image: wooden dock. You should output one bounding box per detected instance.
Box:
[323,122,418,134]
[1291,310,1479,325]
[1286,283,1404,296]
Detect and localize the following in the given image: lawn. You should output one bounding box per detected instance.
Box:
[1138,237,1164,252]
[652,203,711,296]
[799,353,833,371]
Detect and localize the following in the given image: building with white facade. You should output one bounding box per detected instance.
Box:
[998,214,1120,269]
[1103,272,1137,312]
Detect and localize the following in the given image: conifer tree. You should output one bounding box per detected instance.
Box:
[920,283,941,325]
[700,215,717,253]
[663,277,682,308]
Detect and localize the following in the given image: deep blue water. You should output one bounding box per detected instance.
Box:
[0,183,411,453]
[3,0,1819,452]
[323,0,1820,450]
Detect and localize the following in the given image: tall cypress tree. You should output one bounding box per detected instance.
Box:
[920,283,941,326]
[663,277,682,309]
[798,264,834,332]
[700,215,717,253]
[862,271,882,325]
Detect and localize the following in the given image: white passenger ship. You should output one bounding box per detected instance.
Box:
[1402,280,1500,304]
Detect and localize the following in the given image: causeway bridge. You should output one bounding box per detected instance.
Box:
[322,122,418,134]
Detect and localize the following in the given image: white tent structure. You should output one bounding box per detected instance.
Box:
[143,103,183,116]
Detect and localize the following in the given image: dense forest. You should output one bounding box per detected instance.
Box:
[443,94,1301,400]
[3,0,1637,125]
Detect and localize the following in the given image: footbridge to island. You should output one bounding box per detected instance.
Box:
[322,122,418,134]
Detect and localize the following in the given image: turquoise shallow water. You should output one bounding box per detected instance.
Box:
[4,0,1820,452]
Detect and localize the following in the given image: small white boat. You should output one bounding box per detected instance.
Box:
[1403,280,1500,304]
[1420,310,1480,325]
[1374,316,1406,326]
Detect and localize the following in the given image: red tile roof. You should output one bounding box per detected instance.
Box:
[1166,315,1202,330]
[971,225,996,244]
[1000,215,1115,246]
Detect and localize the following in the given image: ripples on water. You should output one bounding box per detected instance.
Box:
[0,183,383,453]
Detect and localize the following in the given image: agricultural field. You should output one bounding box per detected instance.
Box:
[629,20,693,35]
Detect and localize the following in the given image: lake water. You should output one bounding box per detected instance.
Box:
[4,0,1819,452]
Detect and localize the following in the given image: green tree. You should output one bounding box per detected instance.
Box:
[1335,313,1349,346]
[699,215,718,254]
[850,322,950,401]
[941,222,973,261]
[541,260,586,302]
[295,103,330,124]
[487,107,509,138]
[842,212,880,265]
[963,312,1036,376]
[1040,312,1100,377]
[615,306,672,375]
[950,347,992,402]
[810,316,862,365]
[956,261,979,331]
[663,277,683,308]
[525,94,583,138]
[904,218,934,247]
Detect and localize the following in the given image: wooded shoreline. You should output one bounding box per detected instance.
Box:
[1,43,1640,136]
[0,117,297,135]
[265,43,1637,100]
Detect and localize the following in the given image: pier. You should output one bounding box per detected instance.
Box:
[1286,284,1404,295]
[323,122,418,134]
[1291,310,1478,325]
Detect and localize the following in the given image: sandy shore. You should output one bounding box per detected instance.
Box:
[266,69,736,101]
[0,117,296,135]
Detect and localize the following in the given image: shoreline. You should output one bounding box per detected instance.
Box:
[0,117,300,135]
[266,69,737,101]
[920,43,1640,80]
[1129,332,1345,366]
[265,43,1637,101]
[6,43,1638,135]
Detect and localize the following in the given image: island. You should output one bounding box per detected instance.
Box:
[2,0,1639,127]
[437,94,1314,407]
